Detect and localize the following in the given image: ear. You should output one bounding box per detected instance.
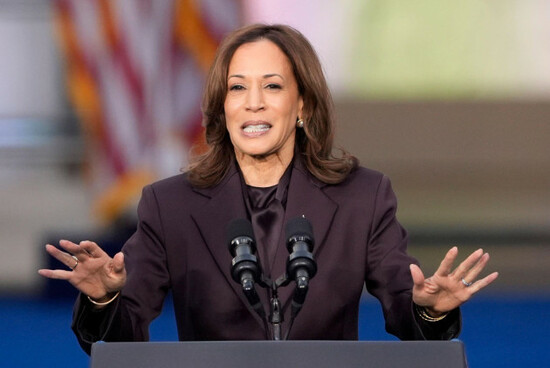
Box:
[297,95,304,119]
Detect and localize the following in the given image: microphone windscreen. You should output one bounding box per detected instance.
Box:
[285,216,313,241]
[226,218,255,247]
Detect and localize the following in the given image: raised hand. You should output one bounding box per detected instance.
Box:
[38,239,126,302]
[409,246,499,316]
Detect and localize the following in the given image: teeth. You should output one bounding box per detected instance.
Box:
[243,124,270,133]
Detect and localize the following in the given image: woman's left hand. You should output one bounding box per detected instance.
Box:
[409,246,499,316]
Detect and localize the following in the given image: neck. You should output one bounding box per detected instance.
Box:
[236,151,293,187]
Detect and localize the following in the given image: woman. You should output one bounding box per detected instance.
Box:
[39,24,498,354]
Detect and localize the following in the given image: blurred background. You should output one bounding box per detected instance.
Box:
[1,0,548,367]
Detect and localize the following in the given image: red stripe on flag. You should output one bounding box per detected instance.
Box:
[57,0,127,176]
[98,0,155,149]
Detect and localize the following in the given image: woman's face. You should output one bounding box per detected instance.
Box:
[224,39,303,162]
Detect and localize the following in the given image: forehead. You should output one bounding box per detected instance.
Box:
[228,39,293,75]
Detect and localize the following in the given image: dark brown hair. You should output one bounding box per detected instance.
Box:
[187,24,357,187]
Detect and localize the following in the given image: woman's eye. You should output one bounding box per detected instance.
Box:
[266,83,282,89]
[229,84,245,91]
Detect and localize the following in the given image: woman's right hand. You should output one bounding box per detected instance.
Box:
[38,240,127,302]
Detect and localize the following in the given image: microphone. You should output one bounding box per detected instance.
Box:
[227,218,265,319]
[285,216,317,318]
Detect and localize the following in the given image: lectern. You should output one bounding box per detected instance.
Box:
[90,340,468,368]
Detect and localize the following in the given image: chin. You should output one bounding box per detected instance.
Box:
[236,146,277,160]
[236,143,274,157]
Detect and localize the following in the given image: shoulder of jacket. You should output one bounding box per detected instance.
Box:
[141,173,197,203]
[148,172,191,191]
[339,166,386,188]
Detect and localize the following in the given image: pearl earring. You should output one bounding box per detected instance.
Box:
[296,118,304,128]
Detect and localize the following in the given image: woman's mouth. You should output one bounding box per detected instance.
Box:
[242,122,271,136]
[243,124,270,133]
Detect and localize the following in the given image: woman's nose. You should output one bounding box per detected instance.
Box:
[245,86,265,111]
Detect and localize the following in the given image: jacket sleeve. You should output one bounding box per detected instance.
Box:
[72,185,171,354]
[364,175,461,340]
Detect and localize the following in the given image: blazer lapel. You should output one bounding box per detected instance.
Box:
[190,167,267,329]
[271,159,338,310]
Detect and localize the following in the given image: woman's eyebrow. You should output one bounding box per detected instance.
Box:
[227,73,284,80]
[263,73,284,80]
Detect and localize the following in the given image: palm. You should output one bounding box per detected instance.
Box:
[69,253,125,299]
[39,240,126,301]
[410,247,498,314]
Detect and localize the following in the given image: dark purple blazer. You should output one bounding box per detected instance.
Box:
[73,158,460,353]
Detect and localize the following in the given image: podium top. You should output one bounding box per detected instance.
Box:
[90,340,467,368]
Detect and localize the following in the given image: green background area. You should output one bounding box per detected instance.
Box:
[350,0,519,99]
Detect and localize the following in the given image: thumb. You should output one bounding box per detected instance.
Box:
[409,264,425,288]
[112,252,126,273]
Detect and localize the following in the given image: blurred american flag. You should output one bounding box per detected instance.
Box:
[53,0,241,223]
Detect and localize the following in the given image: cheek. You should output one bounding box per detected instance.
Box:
[223,103,237,127]
[223,100,231,116]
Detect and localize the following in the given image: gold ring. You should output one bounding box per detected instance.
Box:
[71,255,79,270]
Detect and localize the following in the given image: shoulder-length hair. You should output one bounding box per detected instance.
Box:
[187,24,357,187]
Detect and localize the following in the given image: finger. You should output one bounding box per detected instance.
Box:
[463,252,490,283]
[45,244,79,269]
[468,271,499,294]
[409,264,425,287]
[453,248,484,279]
[112,252,125,274]
[58,239,87,259]
[79,240,105,258]
[37,268,74,280]
[434,246,459,277]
